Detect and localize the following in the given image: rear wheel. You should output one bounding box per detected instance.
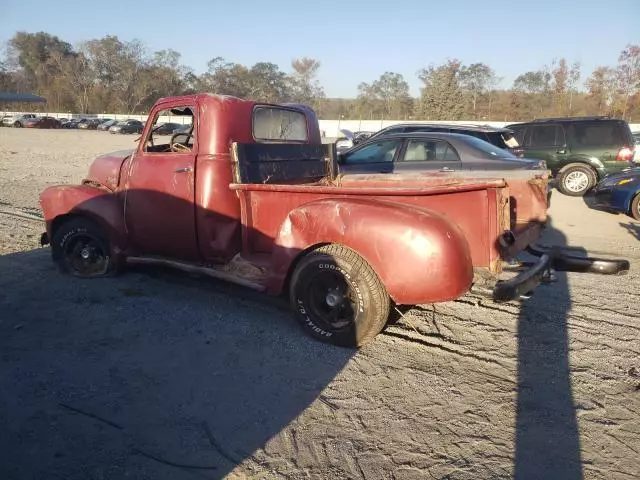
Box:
[289,244,390,348]
[630,194,640,221]
[557,164,597,196]
[51,217,115,278]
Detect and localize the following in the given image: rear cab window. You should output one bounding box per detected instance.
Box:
[252,106,308,142]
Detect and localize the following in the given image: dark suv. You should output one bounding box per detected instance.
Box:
[366,123,524,157]
[506,117,636,196]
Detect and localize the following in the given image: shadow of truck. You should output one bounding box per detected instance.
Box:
[0,248,354,479]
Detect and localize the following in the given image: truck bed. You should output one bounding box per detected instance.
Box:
[229,141,549,273]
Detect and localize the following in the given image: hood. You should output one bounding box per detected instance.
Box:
[84,149,134,191]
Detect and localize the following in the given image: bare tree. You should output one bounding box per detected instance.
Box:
[616,44,640,120]
[289,57,325,106]
[585,66,615,115]
[567,61,581,114]
[459,63,496,118]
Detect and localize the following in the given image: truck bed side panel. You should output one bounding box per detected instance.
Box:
[239,188,501,270]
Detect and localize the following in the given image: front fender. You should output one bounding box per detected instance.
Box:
[267,198,474,305]
[39,185,127,256]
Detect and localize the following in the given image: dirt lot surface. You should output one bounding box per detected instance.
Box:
[1,128,639,480]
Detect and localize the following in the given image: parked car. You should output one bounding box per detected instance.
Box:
[506,116,636,196]
[61,118,82,129]
[632,131,640,145]
[38,94,628,348]
[335,129,378,151]
[171,124,191,135]
[78,118,106,130]
[24,116,61,129]
[349,123,524,157]
[97,119,118,131]
[3,113,38,128]
[152,122,183,135]
[109,119,144,134]
[591,167,640,220]
[337,132,545,175]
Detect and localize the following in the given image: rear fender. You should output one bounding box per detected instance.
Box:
[39,185,127,258]
[267,198,474,305]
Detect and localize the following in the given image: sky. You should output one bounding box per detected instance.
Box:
[0,0,637,97]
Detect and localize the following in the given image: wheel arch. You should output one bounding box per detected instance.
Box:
[40,185,127,261]
[625,188,640,214]
[557,158,602,179]
[280,242,333,298]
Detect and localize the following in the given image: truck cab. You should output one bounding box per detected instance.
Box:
[39,94,630,347]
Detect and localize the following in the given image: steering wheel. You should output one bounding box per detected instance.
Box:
[170,132,193,153]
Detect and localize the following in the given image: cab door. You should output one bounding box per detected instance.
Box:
[123,102,199,261]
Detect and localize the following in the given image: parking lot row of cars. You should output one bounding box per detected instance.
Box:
[3,111,639,216]
[336,116,640,198]
[0,113,190,135]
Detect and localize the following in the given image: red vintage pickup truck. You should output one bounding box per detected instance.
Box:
[39,94,629,347]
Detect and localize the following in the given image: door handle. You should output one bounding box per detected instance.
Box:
[556,150,566,154]
[440,167,454,172]
[174,167,192,173]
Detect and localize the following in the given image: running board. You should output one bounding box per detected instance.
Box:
[126,256,267,292]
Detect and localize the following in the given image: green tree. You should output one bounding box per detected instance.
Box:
[417,60,465,120]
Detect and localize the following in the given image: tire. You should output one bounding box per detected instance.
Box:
[557,164,597,196]
[13,122,22,128]
[51,217,115,278]
[630,194,640,221]
[289,244,390,347]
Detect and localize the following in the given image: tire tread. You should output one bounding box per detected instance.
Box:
[292,244,390,347]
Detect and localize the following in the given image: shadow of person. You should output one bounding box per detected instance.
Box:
[514,215,583,480]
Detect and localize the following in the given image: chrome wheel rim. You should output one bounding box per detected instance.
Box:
[564,171,589,193]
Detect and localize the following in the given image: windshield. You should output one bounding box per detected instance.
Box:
[462,135,518,159]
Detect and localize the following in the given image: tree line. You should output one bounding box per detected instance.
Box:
[1,31,638,122]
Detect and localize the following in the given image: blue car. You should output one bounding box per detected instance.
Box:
[592,167,640,220]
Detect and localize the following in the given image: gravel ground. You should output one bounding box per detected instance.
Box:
[0,128,639,480]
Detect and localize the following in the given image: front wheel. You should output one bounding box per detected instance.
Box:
[51,217,115,278]
[557,164,597,196]
[13,122,22,128]
[289,244,390,347]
